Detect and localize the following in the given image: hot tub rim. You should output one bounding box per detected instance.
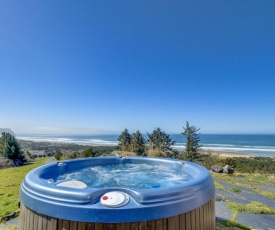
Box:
[20,156,215,223]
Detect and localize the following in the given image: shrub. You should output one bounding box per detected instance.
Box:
[234,157,275,174]
[219,157,236,167]
[82,147,97,158]
[54,152,63,161]
[69,152,78,159]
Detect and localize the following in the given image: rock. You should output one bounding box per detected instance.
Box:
[223,165,234,174]
[0,156,13,169]
[12,159,23,167]
[215,195,223,202]
[211,165,224,173]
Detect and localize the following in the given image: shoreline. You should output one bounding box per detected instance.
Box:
[18,139,275,158]
[18,137,275,158]
[201,150,251,158]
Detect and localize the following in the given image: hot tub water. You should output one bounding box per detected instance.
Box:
[53,163,194,189]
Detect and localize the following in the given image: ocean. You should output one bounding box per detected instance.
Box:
[17,134,275,157]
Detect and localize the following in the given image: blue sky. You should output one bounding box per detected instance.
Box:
[1,0,275,135]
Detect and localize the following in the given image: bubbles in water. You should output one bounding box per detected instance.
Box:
[56,163,193,189]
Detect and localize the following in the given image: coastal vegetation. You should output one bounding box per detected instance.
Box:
[147,127,176,157]
[18,139,116,156]
[200,154,275,174]
[117,128,178,157]
[17,140,116,161]
[0,132,25,162]
[2,127,274,175]
[13,126,275,174]
[54,151,63,160]
[131,130,146,156]
[181,121,201,161]
[53,146,116,160]
[67,147,100,160]
[117,129,132,152]
[117,129,147,156]
[117,122,201,160]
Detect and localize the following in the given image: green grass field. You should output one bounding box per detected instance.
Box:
[0,158,45,217]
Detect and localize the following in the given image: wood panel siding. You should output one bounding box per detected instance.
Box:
[19,198,215,230]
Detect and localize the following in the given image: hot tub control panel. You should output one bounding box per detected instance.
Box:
[100,191,130,208]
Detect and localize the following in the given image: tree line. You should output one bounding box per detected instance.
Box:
[2,126,275,173]
[117,121,201,162]
[0,121,201,164]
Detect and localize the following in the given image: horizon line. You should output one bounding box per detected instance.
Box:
[15,133,275,136]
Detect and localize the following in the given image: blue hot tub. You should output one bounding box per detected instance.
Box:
[19,157,215,229]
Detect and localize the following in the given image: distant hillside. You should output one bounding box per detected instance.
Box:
[0,128,15,136]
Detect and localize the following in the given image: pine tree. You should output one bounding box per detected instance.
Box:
[0,132,25,161]
[131,130,145,156]
[147,127,175,156]
[182,121,201,162]
[117,129,132,151]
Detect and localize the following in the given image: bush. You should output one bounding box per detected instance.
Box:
[219,157,236,167]
[69,152,78,159]
[196,154,275,174]
[82,147,97,158]
[234,157,275,174]
[54,152,63,161]
[197,154,219,169]
[31,154,37,159]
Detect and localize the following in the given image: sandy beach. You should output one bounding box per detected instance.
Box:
[201,150,251,158]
